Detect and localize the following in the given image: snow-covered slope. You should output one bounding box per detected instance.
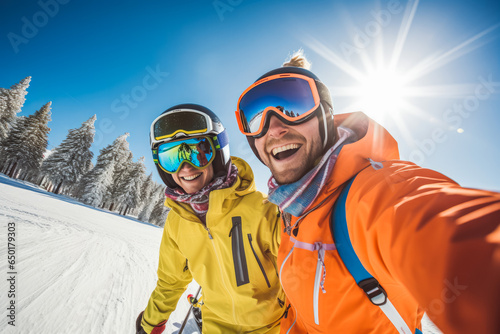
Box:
[0,175,200,334]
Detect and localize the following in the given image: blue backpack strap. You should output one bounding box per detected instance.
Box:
[332,177,388,305]
[332,176,416,334]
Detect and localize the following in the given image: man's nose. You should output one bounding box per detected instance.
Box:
[266,115,289,138]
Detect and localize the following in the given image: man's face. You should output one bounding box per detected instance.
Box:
[254,115,323,184]
[172,162,214,194]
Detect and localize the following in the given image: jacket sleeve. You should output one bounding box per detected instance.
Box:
[348,162,500,334]
[263,199,281,259]
[142,220,193,333]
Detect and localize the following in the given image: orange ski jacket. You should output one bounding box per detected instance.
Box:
[279,112,500,334]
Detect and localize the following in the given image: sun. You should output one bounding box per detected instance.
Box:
[357,67,408,119]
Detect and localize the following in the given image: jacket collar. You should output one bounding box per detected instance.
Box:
[311,112,400,206]
[165,157,257,225]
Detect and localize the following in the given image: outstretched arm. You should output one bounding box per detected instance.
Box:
[349,162,500,333]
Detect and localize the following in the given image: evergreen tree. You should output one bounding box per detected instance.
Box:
[136,173,154,213]
[0,116,25,172]
[138,181,163,222]
[77,133,129,207]
[0,77,31,140]
[40,115,96,194]
[146,182,169,226]
[105,139,133,211]
[115,157,146,216]
[1,102,51,178]
[149,193,169,227]
[78,146,115,207]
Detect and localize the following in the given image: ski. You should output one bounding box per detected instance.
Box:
[178,286,202,334]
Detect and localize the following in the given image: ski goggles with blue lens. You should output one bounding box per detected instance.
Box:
[235,73,321,137]
[152,133,228,174]
[150,109,214,147]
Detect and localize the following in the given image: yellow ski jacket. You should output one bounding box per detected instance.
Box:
[142,157,285,333]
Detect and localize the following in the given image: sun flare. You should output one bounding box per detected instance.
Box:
[357,68,408,118]
[304,0,499,129]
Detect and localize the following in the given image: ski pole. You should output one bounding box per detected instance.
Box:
[178,285,202,334]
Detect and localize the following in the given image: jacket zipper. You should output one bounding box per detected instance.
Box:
[313,254,322,325]
[229,217,249,286]
[205,226,238,324]
[282,239,331,327]
[247,234,271,288]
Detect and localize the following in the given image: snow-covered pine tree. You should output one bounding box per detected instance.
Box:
[0,116,26,173]
[148,186,169,227]
[40,115,96,194]
[67,160,93,196]
[0,89,7,135]
[77,133,129,207]
[136,172,154,215]
[19,102,52,180]
[0,76,31,141]
[138,180,163,223]
[1,102,51,179]
[105,141,133,211]
[115,157,146,216]
[77,146,115,207]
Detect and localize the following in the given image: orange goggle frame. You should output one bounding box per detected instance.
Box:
[235,73,321,137]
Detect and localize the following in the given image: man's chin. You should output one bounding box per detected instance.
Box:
[272,168,306,185]
[266,155,311,185]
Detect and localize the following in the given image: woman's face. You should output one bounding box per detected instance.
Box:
[172,162,214,194]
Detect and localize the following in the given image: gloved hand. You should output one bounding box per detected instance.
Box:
[136,311,147,334]
[136,311,167,334]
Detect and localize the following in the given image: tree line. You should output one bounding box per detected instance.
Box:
[0,77,169,226]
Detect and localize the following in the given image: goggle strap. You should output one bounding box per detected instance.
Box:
[319,103,328,148]
[213,129,229,150]
[152,149,158,162]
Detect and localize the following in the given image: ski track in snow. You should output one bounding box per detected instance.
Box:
[0,174,440,333]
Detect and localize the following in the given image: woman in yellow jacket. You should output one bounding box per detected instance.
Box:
[136,104,285,334]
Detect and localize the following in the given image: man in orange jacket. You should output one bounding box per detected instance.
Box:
[234,52,500,333]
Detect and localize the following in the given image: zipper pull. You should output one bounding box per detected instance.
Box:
[205,227,213,239]
[229,217,241,237]
[368,158,383,170]
[284,304,291,318]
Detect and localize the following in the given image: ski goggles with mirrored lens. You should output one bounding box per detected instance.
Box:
[152,132,228,174]
[150,109,214,147]
[235,73,321,137]
[153,136,214,174]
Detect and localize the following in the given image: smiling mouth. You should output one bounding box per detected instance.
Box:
[182,173,202,181]
[271,144,301,160]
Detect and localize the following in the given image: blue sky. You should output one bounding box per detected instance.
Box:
[1,0,499,192]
